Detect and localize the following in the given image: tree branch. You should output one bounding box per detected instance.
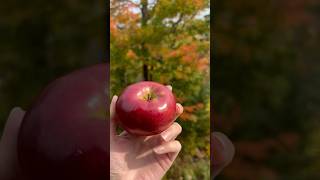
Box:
[171,13,184,34]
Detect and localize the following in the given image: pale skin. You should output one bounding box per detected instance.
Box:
[110,85,235,180]
[0,87,234,180]
[110,85,184,180]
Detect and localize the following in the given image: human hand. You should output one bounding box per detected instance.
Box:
[0,107,25,180]
[110,85,183,180]
[211,132,235,179]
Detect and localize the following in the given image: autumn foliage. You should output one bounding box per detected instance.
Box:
[110,0,210,179]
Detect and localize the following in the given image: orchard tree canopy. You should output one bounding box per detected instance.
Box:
[110,0,210,179]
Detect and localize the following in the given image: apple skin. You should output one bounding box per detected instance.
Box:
[116,81,176,136]
[18,63,108,180]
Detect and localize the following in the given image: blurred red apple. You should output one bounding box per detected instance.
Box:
[116,81,176,136]
[18,63,108,180]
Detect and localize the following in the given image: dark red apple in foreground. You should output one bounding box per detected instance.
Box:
[116,81,176,136]
[18,64,108,180]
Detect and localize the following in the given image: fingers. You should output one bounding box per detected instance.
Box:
[0,107,25,147]
[166,85,172,91]
[0,107,25,179]
[119,131,128,137]
[153,140,181,155]
[211,132,235,178]
[165,84,183,119]
[152,122,182,162]
[142,121,182,152]
[160,122,182,142]
[110,95,118,141]
[175,103,183,119]
[156,121,183,162]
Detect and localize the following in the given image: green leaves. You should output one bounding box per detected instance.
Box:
[111,0,210,178]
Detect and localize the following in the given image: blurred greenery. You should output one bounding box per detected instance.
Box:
[214,0,320,179]
[0,1,105,134]
[110,0,210,179]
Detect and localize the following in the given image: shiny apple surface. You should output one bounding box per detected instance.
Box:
[116,81,176,136]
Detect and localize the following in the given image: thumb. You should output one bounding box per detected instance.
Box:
[0,107,25,147]
[110,95,118,142]
[211,132,235,178]
[0,107,25,179]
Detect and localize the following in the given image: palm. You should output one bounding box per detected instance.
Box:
[111,133,175,179]
[110,86,183,180]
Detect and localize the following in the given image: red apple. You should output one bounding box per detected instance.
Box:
[18,63,108,180]
[115,81,176,136]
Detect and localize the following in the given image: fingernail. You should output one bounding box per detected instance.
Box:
[112,95,118,103]
[176,103,183,112]
[161,130,172,142]
[153,146,165,154]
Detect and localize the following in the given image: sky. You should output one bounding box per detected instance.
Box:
[129,0,210,19]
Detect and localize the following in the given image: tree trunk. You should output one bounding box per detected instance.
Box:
[141,0,149,81]
[143,62,148,81]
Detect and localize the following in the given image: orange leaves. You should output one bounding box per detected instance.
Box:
[165,43,197,61]
[126,49,138,60]
[165,42,209,72]
[181,44,198,63]
[184,103,204,112]
[192,0,206,9]
[197,57,209,71]
[110,17,117,35]
[110,1,140,37]
[165,50,179,59]
[180,103,204,121]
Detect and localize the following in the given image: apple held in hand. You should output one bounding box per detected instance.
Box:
[18,64,108,180]
[116,81,177,136]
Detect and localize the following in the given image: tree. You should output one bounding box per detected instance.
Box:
[110,0,210,178]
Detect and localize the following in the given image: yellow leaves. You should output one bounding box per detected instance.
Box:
[159,76,169,84]
[175,71,186,80]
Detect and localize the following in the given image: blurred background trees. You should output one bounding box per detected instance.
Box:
[0,1,105,136]
[214,0,320,179]
[110,0,210,179]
